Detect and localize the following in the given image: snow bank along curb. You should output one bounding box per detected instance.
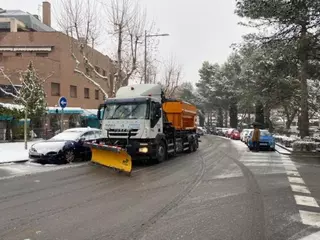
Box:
[0,159,29,165]
[276,143,320,158]
[0,141,41,164]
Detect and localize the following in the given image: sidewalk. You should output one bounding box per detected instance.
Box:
[0,140,41,164]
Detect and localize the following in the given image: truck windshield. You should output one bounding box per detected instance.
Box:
[103,102,148,120]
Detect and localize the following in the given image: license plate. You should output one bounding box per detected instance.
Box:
[260,143,268,146]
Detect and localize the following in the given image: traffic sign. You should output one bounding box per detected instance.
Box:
[58,96,68,109]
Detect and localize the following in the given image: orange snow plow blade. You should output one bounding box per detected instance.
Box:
[86,143,132,174]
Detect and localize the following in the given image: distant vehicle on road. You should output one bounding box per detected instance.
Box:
[226,128,235,138]
[197,127,206,136]
[29,128,101,164]
[221,128,229,137]
[244,129,253,145]
[230,130,240,140]
[240,129,251,142]
[247,130,275,151]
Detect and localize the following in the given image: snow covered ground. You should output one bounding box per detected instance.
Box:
[0,140,41,163]
[0,161,87,180]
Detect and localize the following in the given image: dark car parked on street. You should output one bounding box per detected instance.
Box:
[29,128,101,164]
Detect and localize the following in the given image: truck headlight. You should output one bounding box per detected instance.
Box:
[139,147,148,153]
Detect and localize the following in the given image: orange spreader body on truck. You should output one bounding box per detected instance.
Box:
[162,100,197,131]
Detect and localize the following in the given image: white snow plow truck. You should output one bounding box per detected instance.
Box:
[85,84,199,174]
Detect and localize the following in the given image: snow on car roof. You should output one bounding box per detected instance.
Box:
[64,127,100,133]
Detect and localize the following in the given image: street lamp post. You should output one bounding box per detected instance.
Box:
[144,31,169,84]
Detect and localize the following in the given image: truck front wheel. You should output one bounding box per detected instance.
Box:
[154,141,166,164]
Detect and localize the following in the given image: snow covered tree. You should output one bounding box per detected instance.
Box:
[235,0,320,137]
[16,62,47,133]
[0,62,47,149]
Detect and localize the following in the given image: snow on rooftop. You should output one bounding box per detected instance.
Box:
[0,103,24,110]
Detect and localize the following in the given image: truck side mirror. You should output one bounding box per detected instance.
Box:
[154,102,161,118]
[155,108,161,118]
[97,109,101,120]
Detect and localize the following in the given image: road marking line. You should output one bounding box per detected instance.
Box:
[288,177,305,184]
[298,230,320,240]
[299,210,320,227]
[294,195,319,208]
[286,170,301,177]
[241,160,294,164]
[244,163,294,167]
[285,165,298,171]
[291,184,311,194]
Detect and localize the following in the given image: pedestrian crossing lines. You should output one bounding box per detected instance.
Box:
[240,152,320,228]
[277,154,320,229]
[238,153,290,175]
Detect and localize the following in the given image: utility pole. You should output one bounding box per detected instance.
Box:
[144,32,170,84]
[144,30,147,84]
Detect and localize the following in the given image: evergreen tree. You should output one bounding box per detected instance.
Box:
[15,62,47,133]
[235,0,320,137]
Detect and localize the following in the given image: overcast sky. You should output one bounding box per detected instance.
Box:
[1,0,251,84]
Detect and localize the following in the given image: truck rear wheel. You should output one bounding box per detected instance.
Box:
[188,138,197,152]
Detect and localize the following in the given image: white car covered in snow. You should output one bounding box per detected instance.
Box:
[240,129,251,142]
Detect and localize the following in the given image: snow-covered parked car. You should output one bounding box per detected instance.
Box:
[29,128,101,164]
[240,129,251,142]
[244,129,253,145]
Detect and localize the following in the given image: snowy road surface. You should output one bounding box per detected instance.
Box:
[0,136,320,240]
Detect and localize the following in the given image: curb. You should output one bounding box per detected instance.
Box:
[275,149,291,156]
[276,143,292,153]
[276,143,320,158]
[0,159,29,165]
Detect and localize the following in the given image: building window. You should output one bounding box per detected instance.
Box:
[95,90,99,100]
[51,82,60,96]
[36,52,49,57]
[0,84,21,98]
[84,88,90,99]
[102,69,106,76]
[15,52,22,57]
[94,66,100,73]
[70,85,77,98]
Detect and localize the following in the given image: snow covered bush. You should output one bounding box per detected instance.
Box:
[292,141,317,152]
[274,135,298,147]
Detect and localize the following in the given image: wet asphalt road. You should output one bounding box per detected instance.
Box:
[1,136,320,240]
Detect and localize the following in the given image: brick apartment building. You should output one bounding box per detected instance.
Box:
[0,2,116,137]
[0,2,115,109]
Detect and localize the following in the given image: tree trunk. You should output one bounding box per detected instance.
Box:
[299,25,310,138]
[24,107,28,150]
[285,109,298,130]
[217,107,223,127]
[224,108,228,127]
[116,26,123,92]
[229,98,238,128]
[255,101,264,126]
[264,106,273,132]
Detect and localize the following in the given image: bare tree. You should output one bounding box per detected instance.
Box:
[55,0,112,98]
[160,57,183,98]
[107,0,154,91]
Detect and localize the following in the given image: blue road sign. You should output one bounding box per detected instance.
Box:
[58,96,68,109]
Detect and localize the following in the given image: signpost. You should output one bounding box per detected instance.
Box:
[58,96,67,132]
